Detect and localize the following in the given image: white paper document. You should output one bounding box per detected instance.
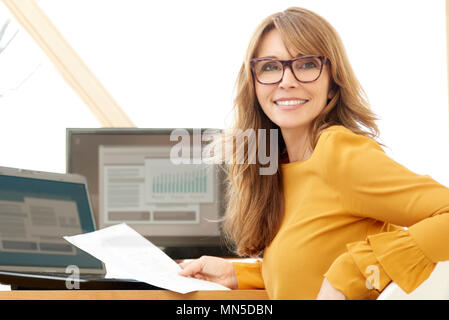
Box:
[63,223,230,294]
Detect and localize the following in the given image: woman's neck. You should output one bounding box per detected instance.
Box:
[281,126,312,163]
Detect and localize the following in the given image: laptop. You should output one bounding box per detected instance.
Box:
[0,166,160,290]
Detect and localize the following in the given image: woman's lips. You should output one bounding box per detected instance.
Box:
[274,99,308,110]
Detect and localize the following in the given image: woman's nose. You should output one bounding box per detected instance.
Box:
[278,67,299,89]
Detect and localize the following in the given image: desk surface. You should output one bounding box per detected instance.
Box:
[0,289,269,300]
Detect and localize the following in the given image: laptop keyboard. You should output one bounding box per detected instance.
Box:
[13,271,102,280]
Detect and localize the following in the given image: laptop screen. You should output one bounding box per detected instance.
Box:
[0,174,103,270]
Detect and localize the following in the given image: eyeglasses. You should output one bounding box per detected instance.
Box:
[250,55,327,85]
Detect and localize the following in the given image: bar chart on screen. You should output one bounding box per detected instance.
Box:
[144,159,214,204]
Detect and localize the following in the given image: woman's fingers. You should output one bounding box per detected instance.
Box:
[178,256,237,288]
[178,259,204,277]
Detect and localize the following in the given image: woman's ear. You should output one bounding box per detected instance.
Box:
[327,82,337,100]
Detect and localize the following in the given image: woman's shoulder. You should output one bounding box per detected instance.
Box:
[317,125,388,178]
[321,125,379,144]
[318,125,384,156]
[321,124,360,136]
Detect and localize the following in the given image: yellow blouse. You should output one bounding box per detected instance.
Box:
[232,125,449,299]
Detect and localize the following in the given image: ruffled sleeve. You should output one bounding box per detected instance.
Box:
[367,229,436,292]
[325,229,436,299]
[232,260,265,290]
[322,127,449,299]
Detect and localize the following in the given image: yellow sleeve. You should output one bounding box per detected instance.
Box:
[231,260,265,289]
[323,129,449,299]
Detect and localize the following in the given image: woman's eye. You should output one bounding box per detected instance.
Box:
[299,61,317,69]
[261,63,281,72]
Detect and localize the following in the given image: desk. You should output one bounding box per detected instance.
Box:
[0,290,269,300]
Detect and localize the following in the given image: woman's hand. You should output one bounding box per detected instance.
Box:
[316,278,346,300]
[178,255,238,290]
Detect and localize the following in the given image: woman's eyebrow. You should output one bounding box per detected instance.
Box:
[253,55,279,59]
[257,54,305,59]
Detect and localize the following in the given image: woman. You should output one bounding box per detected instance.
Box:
[178,7,449,300]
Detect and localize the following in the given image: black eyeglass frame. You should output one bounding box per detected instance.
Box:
[250,55,328,85]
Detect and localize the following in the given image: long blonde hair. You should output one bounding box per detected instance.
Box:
[210,7,381,257]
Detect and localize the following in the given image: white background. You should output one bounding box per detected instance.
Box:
[0,0,448,185]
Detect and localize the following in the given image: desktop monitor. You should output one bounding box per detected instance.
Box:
[66,128,233,259]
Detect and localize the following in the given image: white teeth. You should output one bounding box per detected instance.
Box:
[275,100,307,106]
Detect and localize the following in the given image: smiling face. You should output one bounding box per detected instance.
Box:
[254,28,334,132]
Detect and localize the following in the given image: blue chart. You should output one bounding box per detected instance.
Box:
[145,159,214,203]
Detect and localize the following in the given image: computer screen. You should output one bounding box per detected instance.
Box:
[0,170,102,271]
[66,128,233,258]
